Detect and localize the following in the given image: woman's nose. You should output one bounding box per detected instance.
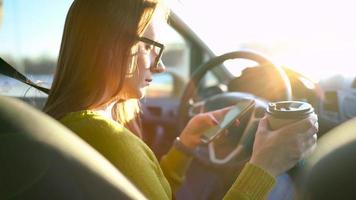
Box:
[151,60,166,73]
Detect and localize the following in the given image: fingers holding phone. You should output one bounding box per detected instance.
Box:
[179,99,254,149]
[201,100,255,143]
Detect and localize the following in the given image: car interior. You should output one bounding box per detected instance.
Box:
[1,0,356,199]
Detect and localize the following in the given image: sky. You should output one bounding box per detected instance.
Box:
[0,0,73,59]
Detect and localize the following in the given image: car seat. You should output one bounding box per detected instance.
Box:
[0,96,146,200]
[296,117,356,199]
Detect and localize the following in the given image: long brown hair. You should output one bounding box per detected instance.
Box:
[44,0,164,136]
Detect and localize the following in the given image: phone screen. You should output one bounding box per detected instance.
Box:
[201,99,255,143]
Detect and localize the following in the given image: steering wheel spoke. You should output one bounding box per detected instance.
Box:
[188,99,207,118]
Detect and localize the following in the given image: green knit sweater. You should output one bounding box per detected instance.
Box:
[60,110,276,199]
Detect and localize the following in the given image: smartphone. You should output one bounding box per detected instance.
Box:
[200,99,256,143]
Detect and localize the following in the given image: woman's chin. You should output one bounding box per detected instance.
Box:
[130,92,145,100]
[128,88,146,99]
[139,88,147,99]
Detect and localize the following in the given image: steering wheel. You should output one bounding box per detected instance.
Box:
[178,50,292,166]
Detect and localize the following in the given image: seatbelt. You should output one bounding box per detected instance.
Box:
[0,57,50,94]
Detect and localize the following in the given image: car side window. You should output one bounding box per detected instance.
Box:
[0,1,73,108]
[0,1,191,103]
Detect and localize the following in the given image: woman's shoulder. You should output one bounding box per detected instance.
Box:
[60,110,132,139]
[60,110,157,163]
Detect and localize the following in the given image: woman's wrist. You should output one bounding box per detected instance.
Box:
[178,134,200,150]
[173,137,195,155]
[249,156,278,177]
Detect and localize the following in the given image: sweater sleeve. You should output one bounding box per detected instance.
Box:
[223,163,276,200]
[160,146,193,193]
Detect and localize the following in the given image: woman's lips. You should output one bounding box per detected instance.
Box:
[145,78,153,86]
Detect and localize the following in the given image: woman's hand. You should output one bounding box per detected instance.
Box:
[179,106,240,149]
[249,114,318,177]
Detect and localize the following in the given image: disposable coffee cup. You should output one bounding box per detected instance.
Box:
[266,101,317,176]
[266,101,315,130]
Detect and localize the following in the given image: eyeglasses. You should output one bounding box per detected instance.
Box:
[137,36,165,71]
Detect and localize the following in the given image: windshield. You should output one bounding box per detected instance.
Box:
[1,0,355,83]
[171,0,356,81]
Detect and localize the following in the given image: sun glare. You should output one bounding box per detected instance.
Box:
[174,0,356,81]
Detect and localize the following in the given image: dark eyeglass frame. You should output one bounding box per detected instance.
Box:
[137,36,165,71]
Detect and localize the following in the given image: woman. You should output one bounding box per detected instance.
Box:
[44,0,318,199]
